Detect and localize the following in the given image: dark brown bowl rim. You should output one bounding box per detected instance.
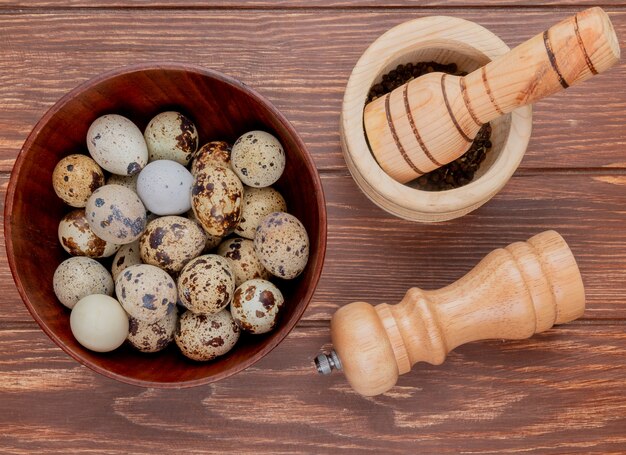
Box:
[4,62,327,388]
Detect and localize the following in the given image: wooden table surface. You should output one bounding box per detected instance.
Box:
[1,1,626,454]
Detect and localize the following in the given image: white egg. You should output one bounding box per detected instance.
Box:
[136,160,194,215]
[86,114,148,176]
[70,294,129,352]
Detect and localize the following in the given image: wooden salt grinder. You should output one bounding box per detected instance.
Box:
[364,7,620,183]
[315,231,585,396]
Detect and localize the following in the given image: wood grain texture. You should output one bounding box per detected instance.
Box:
[2,1,626,8]
[2,4,626,454]
[1,324,626,454]
[2,172,626,324]
[0,10,624,172]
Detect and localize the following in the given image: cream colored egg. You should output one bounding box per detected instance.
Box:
[53,257,114,309]
[254,212,309,279]
[58,209,120,258]
[186,209,222,252]
[127,306,178,353]
[177,254,235,314]
[70,294,129,352]
[115,264,177,323]
[139,216,206,274]
[107,173,139,194]
[86,114,148,176]
[191,141,232,176]
[52,154,105,207]
[85,184,147,245]
[231,131,285,188]
[235,186,287,239]
[144,111,198,165]
[111,241,142,281]
[175,309,240,361]
[217,237,270,287]
[191,165,243,237]
[231,279,284,334]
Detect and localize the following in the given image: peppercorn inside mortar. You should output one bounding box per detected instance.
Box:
[366,62,493,191]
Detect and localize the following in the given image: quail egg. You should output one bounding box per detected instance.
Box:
[85,184,147,245]
[86,114,148,176]
[70,294,129,352]
[58,209,120,258]
[186,209,222,252]
[136,160,194,215]
[52,154,105,207]
[144,111,198,165]
[217,237,270,286]
[127,306,178,353]
[191,165,243,237]
[177,254,235,314]
[115,264,177,323]
[111,240,142,281]
[231,131,285,188]
[191,141,232,176]
[254,212,309,279]
[139,216,206,274]
[53,257,114,309]
[235,187,287,239]
[175,309,240,361]
[107,173,139,194]
[231,279,284,334]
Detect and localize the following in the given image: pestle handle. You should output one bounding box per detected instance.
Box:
[329,231,585,396]
[464,7,620,123]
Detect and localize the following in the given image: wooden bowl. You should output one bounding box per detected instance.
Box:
[4,63,327,387]
[341,16,533,222]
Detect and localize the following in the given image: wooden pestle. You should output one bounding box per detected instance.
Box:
[315,231,585,396]
[364,7,620,184]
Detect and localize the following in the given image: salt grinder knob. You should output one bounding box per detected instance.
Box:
[315,231,585,396]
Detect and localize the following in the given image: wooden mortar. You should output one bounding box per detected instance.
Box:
[341,16,530,222]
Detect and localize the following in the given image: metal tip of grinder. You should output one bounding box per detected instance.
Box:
[314,350,342,375]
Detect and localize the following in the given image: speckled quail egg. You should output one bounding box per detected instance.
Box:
[217,237,270,287]
[107,173,139,194]
[115,264,177,323]
[53,257,114,309]
[177,254,235,314]
[70,294,129,352]
[254,212,309,279]
[231,131,285,188]
[191,141,232,176]
[175,309,240,361]
[111,240,142,281]
[144,111,198,165]
[191,165,243,237]
[86,114,148,176]
[58,209,120,258]
[186,209,222,252]
[52,154,105,207]
[85,184,147,245]
[127,306,178,353]
[139,216,206,274]
[236,187,287,239]
[231,279,284,334]
[136,160,194,215]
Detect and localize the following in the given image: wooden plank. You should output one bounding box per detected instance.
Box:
[3,171,626,324]
[0,10,624,172]
[1,1,626,8]
[0,323,625,454]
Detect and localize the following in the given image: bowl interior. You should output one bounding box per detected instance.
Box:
[5,65,326,387]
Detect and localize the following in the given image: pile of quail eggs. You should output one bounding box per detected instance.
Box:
[52,111,309,362]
